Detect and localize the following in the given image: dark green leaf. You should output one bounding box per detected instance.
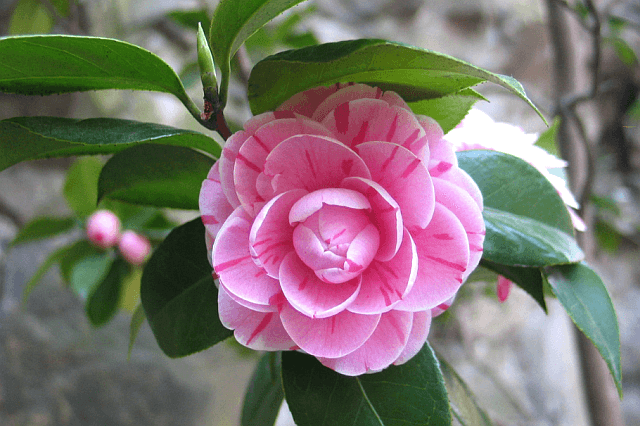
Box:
[69,252,113,298]
[545,262,622,397]
[209,0,312,106]
[98,144,214,209]
[141,218,232,357]
[10,216,76,247]
[483,207,583,267]
[248,39,543,122]
[480,259,546,312]
[282,342,450,426]
[438,355,494,426]
[409,88,483,133]
[167,9,210,30]
[0,117,219,172]
[0,35,196,113]
[242,352,284,426]
[128,303,147,361]
[458,150,573,235]
[64,157,102,218]
[86,257,131,327]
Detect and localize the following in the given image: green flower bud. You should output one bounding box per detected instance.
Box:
[197,22,217,95]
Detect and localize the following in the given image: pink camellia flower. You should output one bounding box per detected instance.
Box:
[444,108,586,302]
[199,83,485,375]
[118,230,151,265]
[86,210,121,249]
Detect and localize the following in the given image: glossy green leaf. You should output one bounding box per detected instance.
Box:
[457,150,573,235]
[70,253,113,298]
[545,262,622,397]
[98,144,214,209]
[248,39,543,122]
[282,342,450,426]
[0,117,219,172]
[0,35,198,116]
[242,352,284,426]
[141,218,232,357]
[128,303,147,361]
[409,88,484,133]
[209,0,310,107]
[483,207,583,267]
[438,355,493,426]
[86,257,131,327]
[64,157,102,218]
[480,259,546,312]
[10,216,76,247]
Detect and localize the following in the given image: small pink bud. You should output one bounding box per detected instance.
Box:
[497,275,513,303]
[86,210,121,248]
[118,230,151,265]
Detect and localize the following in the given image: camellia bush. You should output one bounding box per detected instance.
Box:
[0,0,622,425]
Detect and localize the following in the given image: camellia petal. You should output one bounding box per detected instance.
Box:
[279,252,361,319]
[356,141,435,230]
[393,310,432,366]
[319,310,413,376]
[212,206,281,305]
[280,302,380,358]
[288,188,371,224]
[200,162,234,239]
[395,203,470,311]
[218,285,295,350]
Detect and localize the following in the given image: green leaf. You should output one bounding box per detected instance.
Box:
[22,245,70,304]
[64,157,102,218]
[480,259,546,312]
[282,342,451,426]
[242,352,284,426]
[409,88,483,133]
[58,240,101,283]
[128,303,147,360]
[248,39,544,122]
[86,257,131,327]
[457,150,573,235]
[483,207,583,267]
[141,218,232,357]
[0,35,197,115]
[9,0,53,35]
[69,252,113,298]
[0,117,219,172]
[604,36,638,67]
[438,354,494,426]
[10,216,76,247]
[167,9,210,30]
[545,262,622,397]
[535,116,560,157]
[98,144,214,209]
[209,0,312,107]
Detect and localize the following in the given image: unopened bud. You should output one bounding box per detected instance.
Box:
[118,230,151,266]
[197,22,218,97]
[87,210,121,249]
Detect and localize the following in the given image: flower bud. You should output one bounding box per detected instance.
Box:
[86,210,121,249]
[197,22,218,98]
[118,230,151,266]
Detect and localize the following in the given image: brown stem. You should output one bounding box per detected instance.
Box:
[215,109,232,141]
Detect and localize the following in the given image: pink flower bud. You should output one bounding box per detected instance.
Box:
[497,275,513,303]
[86,210,121,249]
[118,230,151,265]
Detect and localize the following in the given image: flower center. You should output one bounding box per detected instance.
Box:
[290,189,380,284]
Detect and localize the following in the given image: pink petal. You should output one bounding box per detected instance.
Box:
[276,84,344,118]
[264,134,370,195]
[218,285,295,350]
[235,116,333,217]
[289,188,371,224]
[355,141,435,230]
[433,177,485,278]
[200,162,234,239]
[321,98,428,157]
[497,276,512,303]
[212,206,281,305]
[348,228,418,314]
[395,203,470,311]
[437,166,483,210]
[318,204,372,246]
[219,131,248,209]
[279,303,380,358]
[393,310,432,366]
[279,252,361,319]
[430,295,455,317]
[342,177,403,261]
[249,189,307,278]
[319,310,413,376]
[426,137,458,175]
[220,282,275,312]
[292,223,343,271]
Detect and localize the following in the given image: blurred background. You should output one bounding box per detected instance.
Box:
[1,0,639,425]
